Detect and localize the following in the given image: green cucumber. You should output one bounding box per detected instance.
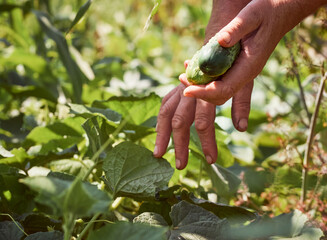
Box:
[186,33,241,85]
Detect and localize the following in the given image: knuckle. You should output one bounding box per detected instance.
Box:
[246,2,263,25]
[172,114,186,130]
[213,84,234,105]
[159,103,174,118]
[222,84,236,100]
[195,114,212,133]
[237,99,251,109]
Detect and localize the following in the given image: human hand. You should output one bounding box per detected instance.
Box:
[154,63,217,170]
[154,0,253,170]
[181,0,326,109]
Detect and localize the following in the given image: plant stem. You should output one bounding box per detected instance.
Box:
[301,72,327,203]
[0,213,28,236]
[284,36,311,123]
[82,119,128,181]
[76,213,100,240]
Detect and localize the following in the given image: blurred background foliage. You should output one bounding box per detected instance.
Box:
[1,0,327,237]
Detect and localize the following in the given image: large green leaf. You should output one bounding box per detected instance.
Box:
[33,10,86,103]
[102,141,174,200]
[10,7,32,47]
[0,221,25,240]
[167,200,230,240]
[0,49,47,74]
[82,116,114,156]
[87,222,167,240]
[2,84,57,103]
[92,93,161,125]
[69,103,121,123]
[181,193,257,225]
[230,210,324,240]
[273,165,302,188]
[20,173,112,217]
[133,212,168,227]
[25,231,63,240]
[20,213,62,235]
[0,164,34,213]
[0,146,77,169]
[23,117,85,149]
[269,227,324,240]
[49,159,94,177]
[200,157,241,201]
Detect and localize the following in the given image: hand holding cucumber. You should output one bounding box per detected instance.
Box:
[181,0,327,104]
[155,0,327,170]
[154,0,251,170]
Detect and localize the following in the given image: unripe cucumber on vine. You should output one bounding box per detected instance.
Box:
[185,32,241,85]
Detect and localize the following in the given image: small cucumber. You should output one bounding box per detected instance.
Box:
[186,33,241,85]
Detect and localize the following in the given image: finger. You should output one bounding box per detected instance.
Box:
[183,42,264,105]
[183,79,233,105]
[184,60,190,69]
[154,87,183,158]
[172,96,196,169]
[231,80,253,132]
[179,73,191,87]
[217,1,263,47]
[161,84,183,106]
[194,100,217,164]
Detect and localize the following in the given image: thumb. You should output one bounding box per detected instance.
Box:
[217,3,262,47]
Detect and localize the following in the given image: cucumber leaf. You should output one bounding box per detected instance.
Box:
[20,173,112,217]
[230,210,324,239]
[92,93,161,125]
[0,221,25,240]
[102,141,174,200]
[181,193,257,225]
[133,212,169,227]
[167,200,230,240]
[25,231,63,240]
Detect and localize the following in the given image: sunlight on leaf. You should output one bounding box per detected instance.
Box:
[102,141,174,200]
[21,173,112,217]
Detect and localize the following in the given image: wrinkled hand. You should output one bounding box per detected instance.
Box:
[153,62,217,170]
[154,0,254,169]
[181,0,326,109]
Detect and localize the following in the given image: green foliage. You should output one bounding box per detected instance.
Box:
[0,0,326,239]
[86,221,167,240]
[167,201,229,240]
[102,141,174,199]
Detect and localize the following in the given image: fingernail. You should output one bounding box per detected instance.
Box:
[183,90,194,98]
[184,60,189,69]
[238,118,248,131]
[176,159,181,169]
[206,155,213,164]
[153,145,159,156]
[219,32,231,45]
